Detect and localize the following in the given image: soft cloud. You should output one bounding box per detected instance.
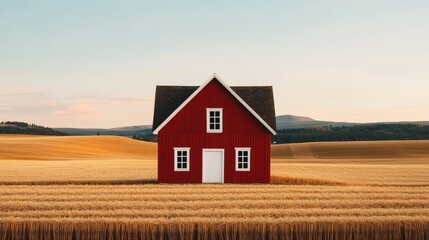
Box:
[0,90,58,114]
[0,86,152,128]
[54,103,102,121]
[103,97,153,106]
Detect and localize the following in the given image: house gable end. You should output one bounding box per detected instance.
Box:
[152,76,276,135]
[159,79,271,134]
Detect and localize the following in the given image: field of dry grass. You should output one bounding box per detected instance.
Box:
[0,135,428,239]
[1,184,429,239]
[272,140,429,160]
[0,135,157,160]
[0,135,157,184]
[271,140,429,186]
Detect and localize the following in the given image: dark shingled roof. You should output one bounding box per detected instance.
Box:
[152,83,276,133]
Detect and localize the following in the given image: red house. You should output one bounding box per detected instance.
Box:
[152,75,276,183]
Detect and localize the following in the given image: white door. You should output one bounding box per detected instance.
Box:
[202,149,224,183]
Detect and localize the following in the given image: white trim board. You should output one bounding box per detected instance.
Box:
[153,74,276,135]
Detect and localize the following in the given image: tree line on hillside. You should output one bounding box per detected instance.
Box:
[0,121,69,136]
[132,129,158,142]
[273,123,429,144]
[132,123,429,144]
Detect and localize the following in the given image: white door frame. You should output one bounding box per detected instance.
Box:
[202,148,224,183]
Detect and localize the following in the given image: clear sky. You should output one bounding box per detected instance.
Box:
[1,1,428,128]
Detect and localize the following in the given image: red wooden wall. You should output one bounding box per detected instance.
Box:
[158,79,271,183]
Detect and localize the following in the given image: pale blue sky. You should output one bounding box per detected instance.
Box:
[1,1,428,128]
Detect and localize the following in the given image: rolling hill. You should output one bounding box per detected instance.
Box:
[272,140,429,160]
[276,114,429,129]
[55,125,151,137]
[276,115,357,129]
[2,134,429,162]
[0,122,69,136]
[50,115,429,137]
[273,123,429,144]
[0,135,157,160]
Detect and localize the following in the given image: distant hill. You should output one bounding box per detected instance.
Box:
[60,115,353,136]
[273,123,429,144]
[0,121,69,136]
[47,114,429,139]
[276,114,429,129]
[397,120,429,125]
[109,125,152,131]
[55,125,151,137]
[276,115,356,129]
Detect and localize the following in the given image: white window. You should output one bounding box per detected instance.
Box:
[174,148,190,171]
[235,148,251,171]
[207,108,223,133]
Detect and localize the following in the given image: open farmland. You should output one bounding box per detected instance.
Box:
[0,134,157,160]
[1,185,429,239]
[271,141,429,186]
[0,135,429,239]
[0,135,157,184]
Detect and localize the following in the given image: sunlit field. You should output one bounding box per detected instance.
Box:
[271,140,429,186]
[0,135,428,239]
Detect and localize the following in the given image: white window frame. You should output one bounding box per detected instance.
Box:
[206,108,223,133]
[174,148,190,171]
[235,148,251,171]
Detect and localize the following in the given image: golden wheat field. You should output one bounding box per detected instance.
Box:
[0,135,429,239]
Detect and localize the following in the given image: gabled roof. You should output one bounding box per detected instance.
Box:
[152,76,276,135]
